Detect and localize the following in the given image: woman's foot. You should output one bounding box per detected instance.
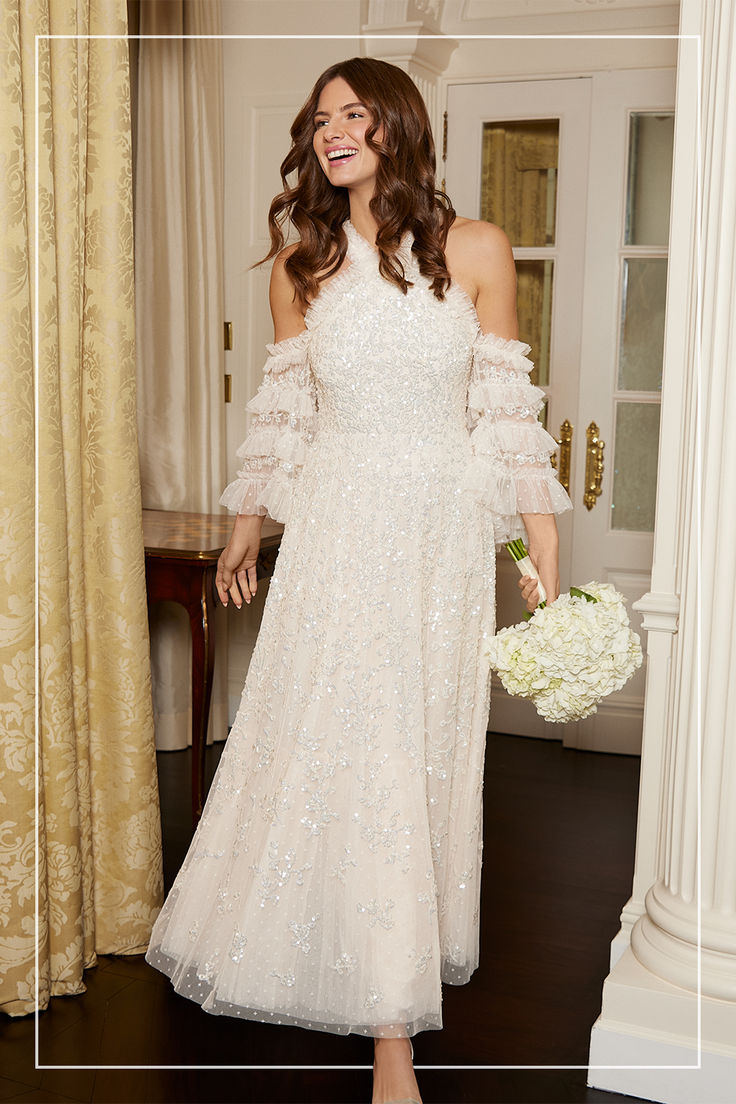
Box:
[372,1037,422,1104]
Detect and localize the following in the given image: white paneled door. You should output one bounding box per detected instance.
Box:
[447,71,675,753]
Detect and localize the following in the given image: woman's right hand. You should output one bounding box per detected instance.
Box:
[216,513,265,608]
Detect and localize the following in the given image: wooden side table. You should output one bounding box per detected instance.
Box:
[142,509,283,826]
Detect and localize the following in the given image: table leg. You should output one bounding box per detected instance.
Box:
[145,534,281,829]
[189,564,216,825]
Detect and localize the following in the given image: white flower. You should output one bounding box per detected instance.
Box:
[487,582,642,723]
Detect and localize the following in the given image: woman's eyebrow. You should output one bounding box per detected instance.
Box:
[313,102,367,119]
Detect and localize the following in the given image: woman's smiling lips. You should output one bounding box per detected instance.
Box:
[326,146,358,163]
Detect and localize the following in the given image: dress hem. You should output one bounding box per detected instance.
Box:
[145,946,444,1038]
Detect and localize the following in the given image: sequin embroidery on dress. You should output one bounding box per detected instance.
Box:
[145,219,571,1037]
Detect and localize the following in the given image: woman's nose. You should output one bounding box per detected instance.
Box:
[323,117,344,141]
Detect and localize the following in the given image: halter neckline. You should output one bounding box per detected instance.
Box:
[343,219,414,267]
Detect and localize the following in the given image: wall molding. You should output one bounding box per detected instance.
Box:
[632,589,680,632]
[454,0,679,26]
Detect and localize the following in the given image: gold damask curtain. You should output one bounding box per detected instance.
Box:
[0,0,162,1015]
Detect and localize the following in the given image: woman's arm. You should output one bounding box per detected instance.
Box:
[460,221,563,611]
[517,513,560,611]
[216,513,265,609]
[269,244,308,342]
[216,250,309,608]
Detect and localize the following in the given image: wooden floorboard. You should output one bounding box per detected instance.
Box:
[2,732,651,1103]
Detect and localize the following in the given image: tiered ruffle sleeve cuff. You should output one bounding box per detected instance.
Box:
[219,330,316,524]
[463,332,572,546]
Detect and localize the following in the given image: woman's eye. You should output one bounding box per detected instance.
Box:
[314,112,366,129]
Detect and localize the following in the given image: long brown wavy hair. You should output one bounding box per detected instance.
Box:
[258,57,456,305]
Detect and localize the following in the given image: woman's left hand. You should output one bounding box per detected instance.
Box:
[518,515,560,612]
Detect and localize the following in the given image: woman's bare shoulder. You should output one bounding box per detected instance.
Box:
[446,217,512,270]
[270,242,300,283]
[270,241,300,284]
[271,239,344,295]
[444,217,514,309]
[269,244,307,341]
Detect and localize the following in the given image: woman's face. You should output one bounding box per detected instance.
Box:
[312,77,382,194]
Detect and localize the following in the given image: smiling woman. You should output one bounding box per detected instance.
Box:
[258,57,457,312]
[312,88,379,192]
[145,56,570,1104]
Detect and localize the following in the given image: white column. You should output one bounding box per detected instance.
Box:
[588,3,736,1101]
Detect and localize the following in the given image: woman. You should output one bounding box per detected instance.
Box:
[146,57,571,1104]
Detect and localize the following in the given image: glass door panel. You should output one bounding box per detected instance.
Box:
[516,259,553,388]
[618,257,668,391]
[611,402,661,531]
[480,119,559,409]
[481,119,559,246]
[613,110,674,533]
[625,113,675,246]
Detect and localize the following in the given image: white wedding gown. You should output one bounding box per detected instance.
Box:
[145,220,571,1037]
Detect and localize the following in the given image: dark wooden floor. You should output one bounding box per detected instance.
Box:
[1,732,650,1104]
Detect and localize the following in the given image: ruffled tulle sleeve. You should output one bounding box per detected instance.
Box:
[219,329,316,524]
[463,331,572,545]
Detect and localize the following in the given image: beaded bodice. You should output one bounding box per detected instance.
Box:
[305,221,478,443]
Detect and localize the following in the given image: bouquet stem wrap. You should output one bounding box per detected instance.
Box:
[506,537,547,606]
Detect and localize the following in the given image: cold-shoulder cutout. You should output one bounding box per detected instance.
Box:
[270,244,308,342]
[446,220,517,340]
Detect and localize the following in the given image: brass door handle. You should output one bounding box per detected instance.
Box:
[584,421,605,510]
[550,418,573,495]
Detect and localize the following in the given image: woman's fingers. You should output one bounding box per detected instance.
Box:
[216,563,233,606]
[518,574,540,612]
[226,573,245,609]
[226,564,258,609]
[518,570,560,612]
[217,550,259,608]
[215,519,262,607]
[235,569,251,606]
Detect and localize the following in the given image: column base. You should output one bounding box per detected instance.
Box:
[588,948,736,1104]
[632,883,736,1000]
[608,894,647,970]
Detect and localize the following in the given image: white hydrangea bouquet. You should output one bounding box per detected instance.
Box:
[487,539,643,723]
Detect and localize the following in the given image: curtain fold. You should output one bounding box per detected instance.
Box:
[134,0,228,750]
[0,0,162,1016]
